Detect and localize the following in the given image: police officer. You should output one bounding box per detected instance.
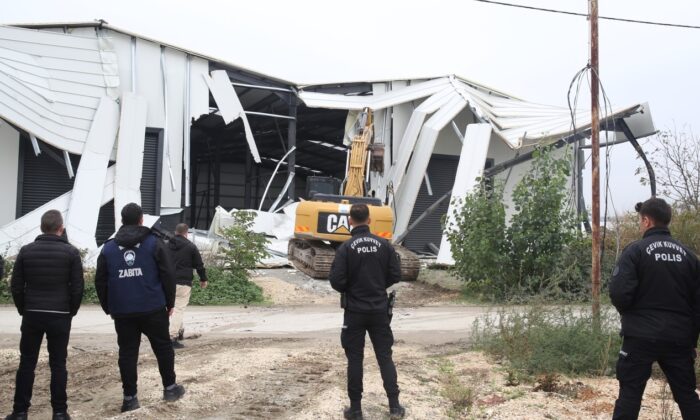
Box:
[329,203,405,420]
[610,197,700,419]
[5,210,84,420]
[95,203,185,413]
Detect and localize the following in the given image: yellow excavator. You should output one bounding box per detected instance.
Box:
[288,109,421,281]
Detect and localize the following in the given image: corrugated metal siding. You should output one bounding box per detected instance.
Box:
[402,155,458,254]
[0,26,119,154]
[18,136,115,243]
[18,138,78,216]
[141,129,162,215]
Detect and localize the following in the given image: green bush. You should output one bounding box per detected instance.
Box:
[0,256,13,303]
[447,181,510,299]
[449,146,587,301]
[219,211,269,276]
[472,305,621,377]
[190,267,264,305]
[82,269,99,304]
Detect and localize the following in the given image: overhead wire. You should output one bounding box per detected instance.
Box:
[472,0,700,30]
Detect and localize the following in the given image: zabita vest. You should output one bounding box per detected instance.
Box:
[101,234,165,316]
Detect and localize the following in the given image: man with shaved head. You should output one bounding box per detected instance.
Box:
[166,223,207,349]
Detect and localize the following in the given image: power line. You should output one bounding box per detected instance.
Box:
[472,0,700,30]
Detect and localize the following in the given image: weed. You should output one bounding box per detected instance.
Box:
[437,359,477,418]
[472,305,622,377]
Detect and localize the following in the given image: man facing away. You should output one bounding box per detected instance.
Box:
[95,203,185,413]
[167,223,207,349]
[329,203,405,420]
[5,210,84,420]
[609,197,700,419]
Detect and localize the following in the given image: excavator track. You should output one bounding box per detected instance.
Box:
[288,239,421,281]
[288,239,337,279]
[395,245,421,282]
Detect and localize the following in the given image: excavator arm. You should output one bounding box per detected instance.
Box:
[343,109,373,197]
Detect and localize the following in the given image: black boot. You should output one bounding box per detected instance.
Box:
[389,404,406,419]
[172,339,185,349]
[121,396,140,413]
[4,413,28,420]
[52,413,71,420]
[163,384,186,402]
[343,407,363,420]
[178,328,184,341]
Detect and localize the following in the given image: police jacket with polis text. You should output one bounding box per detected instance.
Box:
[95,225,176,318]
[609,227,700,346]
[329,224,402,313]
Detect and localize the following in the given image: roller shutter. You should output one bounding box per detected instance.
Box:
[402,154,459,254]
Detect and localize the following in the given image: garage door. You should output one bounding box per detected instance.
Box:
[402,154,459,254]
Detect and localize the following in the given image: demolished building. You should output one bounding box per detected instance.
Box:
[0,21,657,264]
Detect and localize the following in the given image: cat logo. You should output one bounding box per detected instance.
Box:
[318,212,351,235]
[124,250,136,267]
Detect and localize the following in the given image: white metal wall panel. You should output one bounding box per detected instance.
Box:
[189,57,209,120]
[299,77,450,110]
[394,95,467,237]
[108,31,134,93]
[65,97,120,250]
[0,26,120,155]
[114,93,148,228]
[160,48,187,208]
[0,123,19,225]
[436,124,492,264]
[390,81,412,166]
[135,39,165,128]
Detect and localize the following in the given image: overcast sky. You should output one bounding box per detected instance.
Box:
[2,0,699,213]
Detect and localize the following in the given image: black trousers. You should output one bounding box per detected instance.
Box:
[613,336,700,420]
[113,309,176,397]
[341,310,399,402]
[13,311,72,414]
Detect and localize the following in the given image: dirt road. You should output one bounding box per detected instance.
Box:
[0,271,685,419]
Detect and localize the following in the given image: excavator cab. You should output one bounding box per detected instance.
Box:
[287,109,420,281]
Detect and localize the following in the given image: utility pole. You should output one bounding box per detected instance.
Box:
[590,0,601,325]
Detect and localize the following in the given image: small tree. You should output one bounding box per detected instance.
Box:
[449,146,587,301]
[447,180,510,298]
[639,128,700,212]
[507,146,578,291]
[219,211,269,276]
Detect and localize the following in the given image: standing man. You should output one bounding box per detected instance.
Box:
[95,203,185,413]
[167,223,207,349]
[329,204,405,420]
[5,210,84,420]
[610,197,700,419]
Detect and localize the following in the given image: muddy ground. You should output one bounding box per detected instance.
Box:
[0,269,688,419]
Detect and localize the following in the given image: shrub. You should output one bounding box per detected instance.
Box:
[190,267,264,305]
[218,211,269,275]
[82,269,99,304]
[0,256,13,303]
[447,180,510,299]
[472,305,621,377]
[507,146,580,293]
[449,145,587,301]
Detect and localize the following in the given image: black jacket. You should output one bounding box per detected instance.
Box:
[167,235,207,286]
[95,225,176,316]
[10,234,84,316]
[609,227,700,346]
[329,225,402,313]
